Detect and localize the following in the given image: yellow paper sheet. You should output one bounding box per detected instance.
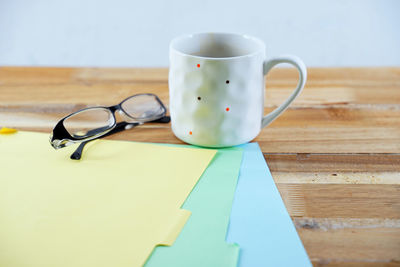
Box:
[0,131,216,267]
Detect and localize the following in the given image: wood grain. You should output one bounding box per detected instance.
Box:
[277,184,400,218]
[265,153,400,172]
[1,67,400,266]
[2,108,400,153]
[298,220,400,261]
[313,262,400,267]
[297,218,400,266]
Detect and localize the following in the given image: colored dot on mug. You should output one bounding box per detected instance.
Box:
[197,64,200,68]
[197,96,201,100]
[226,107,230,112]
[189,131,193,135]
[226,80,229,84]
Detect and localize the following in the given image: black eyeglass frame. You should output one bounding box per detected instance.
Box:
[50,93,167,149]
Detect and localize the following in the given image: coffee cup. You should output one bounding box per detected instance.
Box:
[169,32,306,147]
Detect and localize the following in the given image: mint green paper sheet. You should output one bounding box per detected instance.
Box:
[145,147,242,267]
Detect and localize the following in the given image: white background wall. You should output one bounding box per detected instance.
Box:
[0,0,399,67]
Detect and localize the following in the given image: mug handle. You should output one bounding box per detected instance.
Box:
[262,55,307,128]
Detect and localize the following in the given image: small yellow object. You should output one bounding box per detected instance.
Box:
[0,127,17,134]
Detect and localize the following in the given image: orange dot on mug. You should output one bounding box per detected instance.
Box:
[189,131,193,135]
[197,64,200,68]
[226,107,230,112]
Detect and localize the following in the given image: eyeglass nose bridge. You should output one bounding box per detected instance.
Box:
[108,105,120,113]
[109,104,131,121]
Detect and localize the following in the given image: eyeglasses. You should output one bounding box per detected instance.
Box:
[50,93,169,159]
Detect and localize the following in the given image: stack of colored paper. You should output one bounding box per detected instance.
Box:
[0,131,310,266]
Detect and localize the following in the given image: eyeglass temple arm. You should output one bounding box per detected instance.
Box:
[70,121,137,160]
[70,116,170,160]
[151,116,170,123]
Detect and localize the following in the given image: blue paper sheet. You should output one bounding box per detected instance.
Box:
[227,143,311,267]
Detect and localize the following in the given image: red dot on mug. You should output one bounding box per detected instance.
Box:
[197,64,200,68]
[189,131,193,135]
[226,107,230,112]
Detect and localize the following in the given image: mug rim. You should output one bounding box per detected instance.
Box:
[170,32,266,60]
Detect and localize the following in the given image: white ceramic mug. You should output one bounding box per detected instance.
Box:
[169,32,307,147]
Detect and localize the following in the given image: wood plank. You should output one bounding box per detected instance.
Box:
[265,153,400,172]
[294,218,400,264]
[265,67,400,107]
[0,83,170,107]
[273,172,400,184]
[312,262,400,267]
[3,98,400,130]
[0,67,168,85]
[2,124,398,154]
[1,67,400,108]
[277,184,400,218]
[2,67,400,86]
[2,108,400,153]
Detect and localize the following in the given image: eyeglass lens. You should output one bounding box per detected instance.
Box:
[63,108,114,138]
[121,94,165,121]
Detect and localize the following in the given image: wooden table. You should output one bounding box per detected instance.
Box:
[1,67,399,266]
